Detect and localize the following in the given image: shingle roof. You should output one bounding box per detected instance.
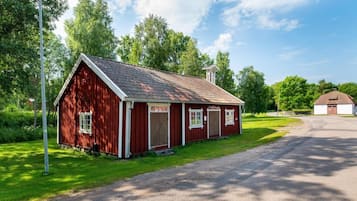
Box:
[85,55,243,105]
[314,91,355,105]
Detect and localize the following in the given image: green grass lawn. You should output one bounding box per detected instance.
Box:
[0,116,300,201]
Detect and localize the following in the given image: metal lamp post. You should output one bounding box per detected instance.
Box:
[38,0,49,175]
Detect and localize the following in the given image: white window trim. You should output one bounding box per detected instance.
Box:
[79,111,92,135]
[189,108,203,129]
[225,109,235,126]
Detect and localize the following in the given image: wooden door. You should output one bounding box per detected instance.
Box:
[328,104,337,115]
[209,111,219,137]
[150,113,168,147]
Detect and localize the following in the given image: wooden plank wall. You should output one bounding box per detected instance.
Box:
[59,62,119,155]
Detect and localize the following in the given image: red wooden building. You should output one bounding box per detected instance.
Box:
[54,54,244,158]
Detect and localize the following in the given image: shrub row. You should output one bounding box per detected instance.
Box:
[0,127,56,144]
[0,111,56,128]
[293,109,312,115]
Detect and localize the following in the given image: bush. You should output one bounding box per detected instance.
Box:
[0,111,56,128]
[293,109,312,115]
[0,127,56,143]
[0,111,57,143]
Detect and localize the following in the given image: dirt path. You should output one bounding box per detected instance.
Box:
[54,116,357,201]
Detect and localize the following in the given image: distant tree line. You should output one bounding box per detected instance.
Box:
[1,0,357,115]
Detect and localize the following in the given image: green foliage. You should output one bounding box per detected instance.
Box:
[0,127,56,144]
[292,109,312,115]
[215,51,236,95]
[0,111,56,143]
[0,0,67,100]
[279,76,312,110]
[166,30,192,72]
[179,39,205,77]
[117,15,212,74]
[318,79,337,94]
[65,0,118,60]
[0,116,299,200]
[237,66,268,113]
[266,85,277,111]
[338,82,357,100]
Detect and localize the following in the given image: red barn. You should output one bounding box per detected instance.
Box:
[54,54,244,158]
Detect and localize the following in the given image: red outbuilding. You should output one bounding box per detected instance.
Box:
[54,54,244,158]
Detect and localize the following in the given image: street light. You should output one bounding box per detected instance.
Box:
[38,0,49,175]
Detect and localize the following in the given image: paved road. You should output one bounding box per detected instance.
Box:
[55,116,357,201]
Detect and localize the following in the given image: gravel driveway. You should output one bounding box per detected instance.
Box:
[55,116,357,201]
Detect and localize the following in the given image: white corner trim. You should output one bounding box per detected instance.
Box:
[239,105,242,134]
[118,101,123,158]
[53,53,127,106]
[56,105,59,144]
[148,106,151,150]
[168,104,171,148]
[182,103,186,146]
[125,101,132,158]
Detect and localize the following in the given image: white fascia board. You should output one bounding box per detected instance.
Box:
[53,53,127,106]
[125,99,244,106]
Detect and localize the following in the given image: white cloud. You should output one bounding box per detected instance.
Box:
[203,32,233,56]
[53,0,78,42]
[236,41,246,47]
[278,48,303,60]
[257,15,299,31]
[116,0,133,14]
[221,0,312,31]
[134,0,214,34]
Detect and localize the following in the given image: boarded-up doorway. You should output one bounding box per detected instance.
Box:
[208,109,220,138]
[327,104,337,115]
[149,104,170,149]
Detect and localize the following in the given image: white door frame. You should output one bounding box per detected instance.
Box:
[147,103,170,150]
[207,107,221,139]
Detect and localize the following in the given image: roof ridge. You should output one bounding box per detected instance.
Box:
[86,54,206,80]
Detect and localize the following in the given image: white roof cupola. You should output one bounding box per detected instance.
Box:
[203,65,217,85]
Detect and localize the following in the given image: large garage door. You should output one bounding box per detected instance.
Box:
[327,104,337,115]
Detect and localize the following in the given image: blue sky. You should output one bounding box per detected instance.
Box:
[55,0,357,84]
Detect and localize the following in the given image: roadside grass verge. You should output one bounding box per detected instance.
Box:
[0,116,300,201]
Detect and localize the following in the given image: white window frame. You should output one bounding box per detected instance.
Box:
[225,109,235,126]
[189,108,203,129]
[79,111,92,135]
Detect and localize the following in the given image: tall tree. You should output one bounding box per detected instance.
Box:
[272,81,282,111]
[117,15,200,72]
[237,66,268,113]
[179,39,205,77]
[166,30,191,72]
[0,0,66,98]
[134,14,169,70]
[339,82,357,100]
[215,51,236,95]
[318,79,337,94]
[65,0,118,61]
[279,76,310,110]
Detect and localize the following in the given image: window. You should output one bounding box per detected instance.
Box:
[79,112,92,134]
[150,105,169,112]
[189,109,203,129]
[225,109,234,126]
